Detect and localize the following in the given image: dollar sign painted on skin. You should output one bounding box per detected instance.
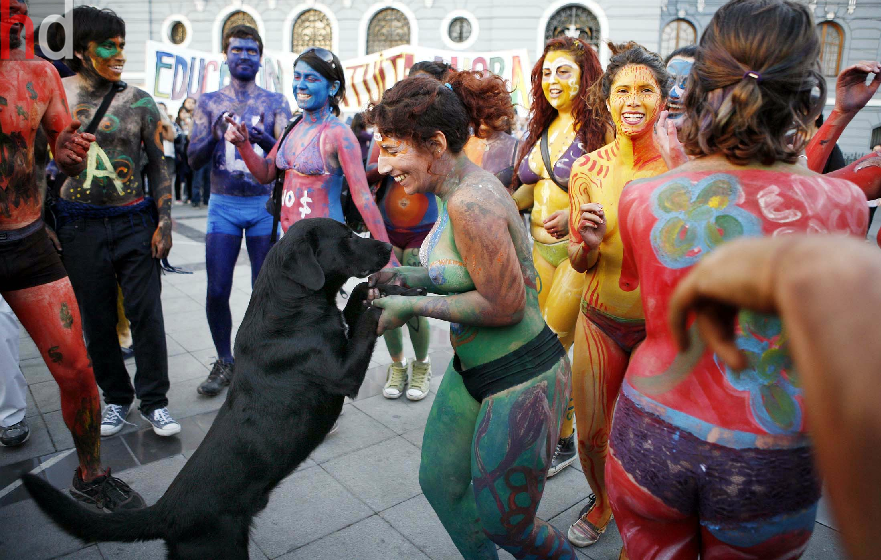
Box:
[299,190,312,219]
[48,346,63,364]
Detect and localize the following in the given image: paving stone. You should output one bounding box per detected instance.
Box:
[165,376,228,420]
[381,494,461,560]
[802,521,847,560]
[43,409,74,450]
[322,436,422,512]
[19,336,41,361]
[0,490,86,559]
[401,426,425,449]
[309,404,397,464]
[165,334,188,357]
[353,390,436,436]
[815,491,839,531]
[250,465,373,558]
[166,352,212,385]
[162,295,206,318]
[40,437,138,491]
[278,514,429,560]
[25,386,39,418]
[0,455,42,507]
[21,356,53,384]
[121,416,206,466]
[166,324,215,353]
[0,414,55,467]
[31,379,61,414]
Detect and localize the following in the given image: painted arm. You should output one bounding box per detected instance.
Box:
[667,235,881,560]
[41,65,93,178]
[368,266,440,295]
[365,139,383,184]
[806,61,881,172]
[826,151,881,200]
[332,126,397,264]
[373,187,526,333]
[224,119,279,185]
[248,98,292,153]
[141,97,173,259]
[187,97,220,170]
[567,165,599,272]
[512,181,535,211]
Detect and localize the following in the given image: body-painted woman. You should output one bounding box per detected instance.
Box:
[565,46,670,548]
[609,1,868,557]
[366,73,576,560]
[0,0,144,509]
[512,37,606,477]
[225,48,394,263]
[188,25,292,394]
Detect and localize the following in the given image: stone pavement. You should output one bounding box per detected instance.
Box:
[0,204,849,559]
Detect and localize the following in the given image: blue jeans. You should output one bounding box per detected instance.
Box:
[192,166,211,205]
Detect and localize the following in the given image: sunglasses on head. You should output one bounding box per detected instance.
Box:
[303,47,336,68]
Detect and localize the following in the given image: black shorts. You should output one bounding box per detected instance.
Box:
[0,220,68,292]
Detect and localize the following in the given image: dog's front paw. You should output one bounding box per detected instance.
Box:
[343,282,371,328]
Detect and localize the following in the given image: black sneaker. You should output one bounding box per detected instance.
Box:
[547,433,577,477]
[0,419,30,447]
[197,360,234,396]
[69,467,146,513]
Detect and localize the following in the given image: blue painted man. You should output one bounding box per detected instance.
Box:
[663,45,696,122]
[188,25,292,396]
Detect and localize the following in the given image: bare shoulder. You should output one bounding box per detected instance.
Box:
[449,169,511,219]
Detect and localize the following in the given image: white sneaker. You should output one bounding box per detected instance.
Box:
[406,358,431,401]
[100,404,131,437]
[140,407,181,437]
[383,360,408,399]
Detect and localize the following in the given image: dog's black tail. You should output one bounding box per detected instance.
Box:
[22,474,163,542]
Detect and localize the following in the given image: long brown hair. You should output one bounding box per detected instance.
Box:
[514,37,604,187]
[679,0,825,165]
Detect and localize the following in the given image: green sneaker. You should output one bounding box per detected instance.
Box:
[383,360,408,399]
[407,358,431,401]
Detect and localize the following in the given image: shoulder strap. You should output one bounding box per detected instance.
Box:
[270,114,304,243]
[540,127,569,193]
[84,81,127,135]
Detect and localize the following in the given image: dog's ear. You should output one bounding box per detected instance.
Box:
[290,237,325,291]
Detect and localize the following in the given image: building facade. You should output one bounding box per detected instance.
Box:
[659,0,881,156]
[29,0,881,154]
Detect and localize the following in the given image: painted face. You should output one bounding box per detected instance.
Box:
[541,51,581,112]
[375,135,435,196]
[293,60,337,112]
[1,0,27,50]
[82,36,126,82]
[226,37,261,81]
[666,56,694,119]
[609,64,662,137]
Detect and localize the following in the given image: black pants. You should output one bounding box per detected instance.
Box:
[58,211,169,414]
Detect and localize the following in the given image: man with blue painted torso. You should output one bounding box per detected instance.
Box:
[187,25,292,396]
[53,6,180,438]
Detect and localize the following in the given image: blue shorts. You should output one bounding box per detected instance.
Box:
[206,194,275,238]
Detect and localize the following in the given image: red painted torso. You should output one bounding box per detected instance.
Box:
[619,167,868,441]
[0,59,69,229]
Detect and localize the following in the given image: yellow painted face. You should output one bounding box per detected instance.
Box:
[541,51,581,112]
[608,64,662,137]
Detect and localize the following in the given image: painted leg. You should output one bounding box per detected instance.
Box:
[542,259,583,351]
[115,285,131,348]
[4,280,103,480]
[531,244,556,313]
[606,451,699,559]
[383,246,407,363]
[401,249,430,362]
[472,360,576,560]
[420,362,499,560]
[244,234,272,287]
[206,232,242,363]
[571,313,629,529]
[559,398,575,439]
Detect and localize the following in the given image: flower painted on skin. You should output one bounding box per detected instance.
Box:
[716,311,802,434]
[650,174,762,269]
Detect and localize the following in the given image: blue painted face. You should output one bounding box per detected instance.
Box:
[665,56,694,119]
[226,38,261,81]
[293,60,339,112]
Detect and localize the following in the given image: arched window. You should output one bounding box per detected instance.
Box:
[366,8,410,54]
[223,11,258,40]
[545,5,600,50]
[660,19,696,58]
[818,22,843,77]
[291,9,332,53]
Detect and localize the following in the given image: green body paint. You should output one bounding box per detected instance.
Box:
[16,106,27,119]
[60,303,74,329]
[131,97,154,109]
[382,248,430,360]
[26,83,37,100]
[95,43,119,59]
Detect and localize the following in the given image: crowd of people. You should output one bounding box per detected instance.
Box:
[3,0,881,558]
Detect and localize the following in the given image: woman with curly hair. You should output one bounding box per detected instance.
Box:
[609,0,868,557]
[512,36,606,478]
[366,70,576,559]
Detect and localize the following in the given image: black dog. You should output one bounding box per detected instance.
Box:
[23,218,395,559]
